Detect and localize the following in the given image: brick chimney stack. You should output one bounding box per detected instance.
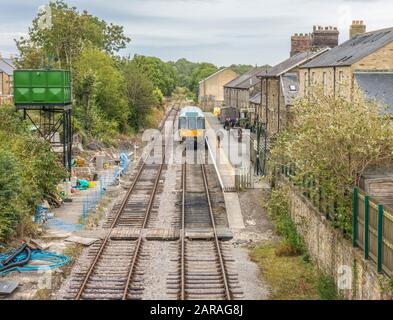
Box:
[290,33,311,57]
[350,20,366,39]
[311,25,339,49]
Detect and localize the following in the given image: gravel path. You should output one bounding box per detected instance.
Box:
[227,187,278,300]
[231,246,269,299]
[141,241,175,300]
[152,163,181,229]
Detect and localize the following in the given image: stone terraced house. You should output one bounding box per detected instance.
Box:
[223,66,270,123]
[0,56,15,105]
[257,49,329,136]
[299,27,393,108]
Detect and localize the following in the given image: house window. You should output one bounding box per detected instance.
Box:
[323,72,327,95]
[338,71,344,96]
[311,72,315,84]
[339,71,344,83]
[304,72,308,95]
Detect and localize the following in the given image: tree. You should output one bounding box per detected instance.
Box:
[15,0,130,69]
[74,48,128,132]
[170,58,199,89]
[271,89,393,232]
[123,61,159,128]
[132,55,176,96]
[230,64,253,74]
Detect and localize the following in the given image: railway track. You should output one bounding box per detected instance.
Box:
[64,106,179,300]
[168,149,243,300]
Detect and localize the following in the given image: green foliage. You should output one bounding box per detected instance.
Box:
[169,58,222,98]
[123,60,160,129]
[0,149,22,240]
[389,276,393,295]
[172,86,195,101]
[271,89,393,233]
[267,187,305,254]
[153,88,164,107]
[190,63,219,95]
[15,0,130,69]
[229,64,253,74]
[132,55,176,96]
[0,106,66,242]
[250,243,341,300]
[171,58,197,89]
[74,47,128,132]
[316,273,339,300]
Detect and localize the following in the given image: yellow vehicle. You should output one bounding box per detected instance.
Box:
[178,106,205,143]
[213,107,221,118]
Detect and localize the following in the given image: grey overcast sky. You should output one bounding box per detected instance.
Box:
[0,0,392,66]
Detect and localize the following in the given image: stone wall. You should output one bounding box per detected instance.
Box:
[285,183,392,300]
[354,41,393,71]
[298,66,352,99]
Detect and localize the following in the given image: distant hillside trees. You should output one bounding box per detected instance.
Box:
[229,64,253,74]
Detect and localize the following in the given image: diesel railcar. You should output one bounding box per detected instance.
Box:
[178,106,206,143]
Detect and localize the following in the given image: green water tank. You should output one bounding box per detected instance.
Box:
[14,70,71,106]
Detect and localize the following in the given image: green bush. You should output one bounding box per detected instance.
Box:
[267,187,305,255]
[316,273,339,300]
[0,149,22,240]
[0,106,66,242]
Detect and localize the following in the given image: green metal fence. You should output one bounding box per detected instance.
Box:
[353,188,393,276]
[280,163,393,276]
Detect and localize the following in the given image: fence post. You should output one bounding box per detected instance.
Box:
[352,187,358,247]
[364,195,369,260]
[377,204,384,273]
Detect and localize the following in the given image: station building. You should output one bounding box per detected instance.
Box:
[198,67,238,112]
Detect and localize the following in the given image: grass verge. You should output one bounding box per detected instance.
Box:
[252,185,341,300]
[250,242,339,300]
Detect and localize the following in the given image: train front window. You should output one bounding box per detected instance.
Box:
[188,117,197,129]
[179,117,186,129]
[197,118,205,129]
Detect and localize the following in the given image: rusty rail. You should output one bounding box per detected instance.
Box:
[74,105,179,300]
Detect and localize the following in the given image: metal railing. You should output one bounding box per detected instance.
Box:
[281,162,393,276]
[353,188,393,276]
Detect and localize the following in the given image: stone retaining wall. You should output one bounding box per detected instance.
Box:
[285,183,392,300]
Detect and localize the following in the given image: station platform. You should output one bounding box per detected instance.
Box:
[204,113,246,231]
